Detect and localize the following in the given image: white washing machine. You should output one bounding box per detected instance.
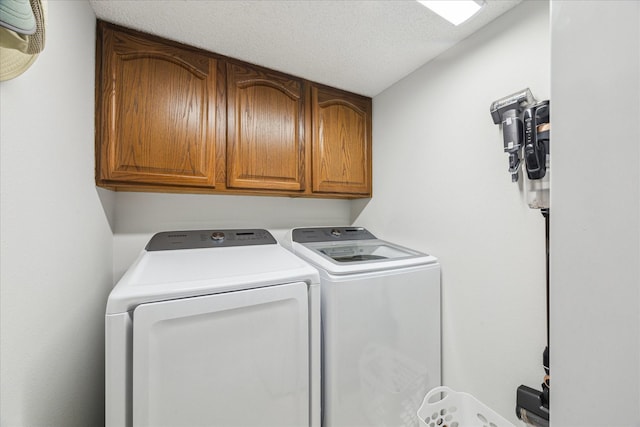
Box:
[286,227,441,427]
[105,229,321,427]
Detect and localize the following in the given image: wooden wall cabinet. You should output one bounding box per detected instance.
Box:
[96,22,371,198]
[96,23,221,189]
[226,62,306,192]
[311,86,372,195]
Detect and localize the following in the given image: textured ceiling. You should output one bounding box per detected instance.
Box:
[89,0,522,97]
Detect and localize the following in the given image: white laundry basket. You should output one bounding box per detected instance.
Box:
[417,386,515,427]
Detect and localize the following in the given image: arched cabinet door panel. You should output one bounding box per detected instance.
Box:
[96,22,372,198]
[311,86,371,196]
[97,24,218,188]
[226,63,306,192]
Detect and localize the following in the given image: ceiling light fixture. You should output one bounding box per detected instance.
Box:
[417,0,485,26]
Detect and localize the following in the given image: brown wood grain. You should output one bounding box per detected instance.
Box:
[97,23,217,188]
[311,86,372,195]
[226,62,306,191]
[96,22,372,199]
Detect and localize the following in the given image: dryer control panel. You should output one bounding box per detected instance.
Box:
[146,229,276,251]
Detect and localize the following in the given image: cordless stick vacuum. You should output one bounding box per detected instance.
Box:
[490,89,536,182]
[490,90,550,427]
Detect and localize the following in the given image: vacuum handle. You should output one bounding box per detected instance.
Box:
[524,107,546,179]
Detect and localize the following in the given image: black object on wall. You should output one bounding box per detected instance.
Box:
[490,91,551,427]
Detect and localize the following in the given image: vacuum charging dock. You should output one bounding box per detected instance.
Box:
[516,345,549,427]
[517,385,549,427]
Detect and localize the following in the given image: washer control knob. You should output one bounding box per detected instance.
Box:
[211,231,225,242]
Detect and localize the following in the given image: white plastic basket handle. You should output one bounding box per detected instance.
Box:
[418,386,516,427]
[421,386,456,407]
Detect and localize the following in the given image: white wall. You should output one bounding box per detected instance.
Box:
[354,1,550,423]
[550,1,640,425]
[112,192,352,280]
[4,2,636,426]
[0,2,113,427]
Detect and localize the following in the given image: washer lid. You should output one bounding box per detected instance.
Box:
[106,230,319,314]
[313,240,420,262]
[291,238,438,275]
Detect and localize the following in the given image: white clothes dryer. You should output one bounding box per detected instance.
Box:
[105,229,321,427]
[286,227,441,427]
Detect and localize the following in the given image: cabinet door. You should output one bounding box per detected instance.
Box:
[311,86,372,196]
[97,26,217,187]
[227,63,305,191]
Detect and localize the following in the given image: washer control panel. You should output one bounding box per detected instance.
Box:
[146,229,277,251]
[292,227,377,243]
